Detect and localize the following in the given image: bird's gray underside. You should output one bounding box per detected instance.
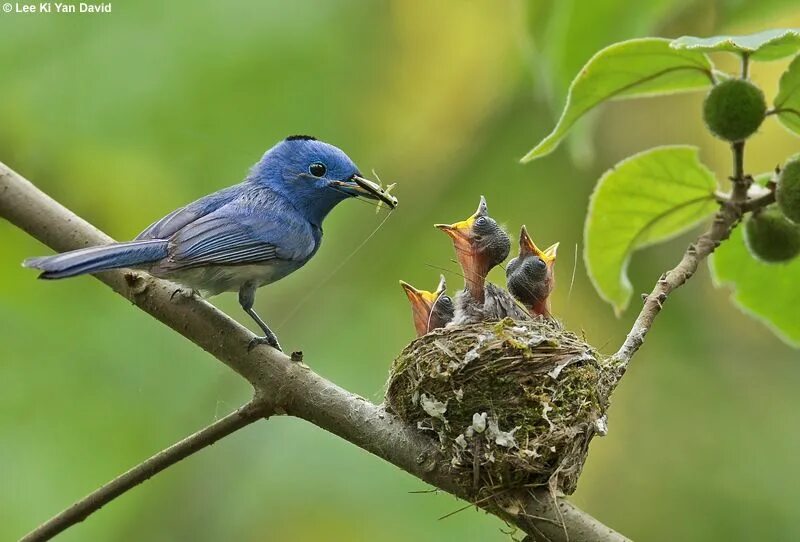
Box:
[148,258,304,297]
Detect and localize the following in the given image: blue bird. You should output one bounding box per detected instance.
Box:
[23,136,398,351]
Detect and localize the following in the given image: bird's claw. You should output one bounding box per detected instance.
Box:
[170,288,200,301]
[248,335,282,352]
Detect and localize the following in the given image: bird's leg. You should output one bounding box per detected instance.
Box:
[239,282,282,352]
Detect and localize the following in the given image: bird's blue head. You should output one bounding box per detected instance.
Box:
[248,136,396,226]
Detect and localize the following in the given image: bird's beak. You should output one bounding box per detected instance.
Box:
[333,174,398,209]
[519,225,558,267]
[400,280,438,309]
[434,196,488,243]
[400,280,439,337]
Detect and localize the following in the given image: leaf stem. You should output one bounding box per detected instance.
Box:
[731,141,749,203]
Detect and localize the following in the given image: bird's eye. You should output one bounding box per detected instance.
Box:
[309,162,327,177]
[475,217,487,226]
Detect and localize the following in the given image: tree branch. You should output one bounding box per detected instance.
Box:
[609,202,737,377]
[609,140,773,381]
[0,162,625,541]
[19,400,270,542]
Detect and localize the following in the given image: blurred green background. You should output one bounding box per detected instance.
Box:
[2,1,800,540]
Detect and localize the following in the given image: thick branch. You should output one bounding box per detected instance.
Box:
[0,163,624,542]
[20,400,269,542]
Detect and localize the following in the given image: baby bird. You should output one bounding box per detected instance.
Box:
[436,197,527,324]
[506,225,559,318]
[399,275,454,337]
[435,196,509,303]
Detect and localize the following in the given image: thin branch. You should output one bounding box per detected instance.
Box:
[742,189,776,212]
[19,399,270,542]
[0,163,625,541]
[609,140,772,380]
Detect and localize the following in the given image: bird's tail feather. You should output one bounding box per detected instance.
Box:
[23,240,169,279]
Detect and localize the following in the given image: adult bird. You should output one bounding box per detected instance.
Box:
[23,136,397,351]
[435,196,527,324]
[506,225,558,318]
[399,274,454,337]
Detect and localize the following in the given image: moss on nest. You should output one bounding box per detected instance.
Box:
[386,318,610,497]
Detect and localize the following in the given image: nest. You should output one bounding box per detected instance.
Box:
[385,318,611,497]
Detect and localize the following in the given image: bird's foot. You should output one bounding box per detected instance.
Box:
[248,334,282,352]
[170,287,200,301]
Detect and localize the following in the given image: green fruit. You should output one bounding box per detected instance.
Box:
[777,158,800,224]
[744,206,800,263]
[703,79,766,142]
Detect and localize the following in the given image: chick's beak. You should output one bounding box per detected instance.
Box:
[434,195,488,243]
[434,216,475,242]
[400,281,438,310]
[400,280,439,336]
[519,226,558,266]
[333,174,398,209]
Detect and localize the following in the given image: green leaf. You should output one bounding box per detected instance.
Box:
[521,38,714,163]
[710,227,800,347]
[671,29,800,61]
[524,0,677,165]
[585,146,718,314]
[774,54,800,137]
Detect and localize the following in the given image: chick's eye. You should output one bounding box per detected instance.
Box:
[309,162,327,177]
[475,217,487,226]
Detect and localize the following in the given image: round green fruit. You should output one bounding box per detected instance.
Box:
[744,206,800,263]
[703,79,766,142]
[777,158,800,224]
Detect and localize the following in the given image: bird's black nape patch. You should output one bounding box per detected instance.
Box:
[285,135,317,142]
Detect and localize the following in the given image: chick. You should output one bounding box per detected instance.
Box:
[436,197,527,324]
[399,275,455,337]
[505,225,558,318]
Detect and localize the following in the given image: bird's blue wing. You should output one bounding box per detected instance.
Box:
[136,185,242,241]
[159,196,316,270]
[167,215,278,267]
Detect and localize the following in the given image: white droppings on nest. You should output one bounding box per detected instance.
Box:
[487,418,519,448]
[594,414,608,436]
[419,394,447,420]
[521,447,540,459]
[548,361,570,379]
[463,348,480,365]
[471,412,487,433]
